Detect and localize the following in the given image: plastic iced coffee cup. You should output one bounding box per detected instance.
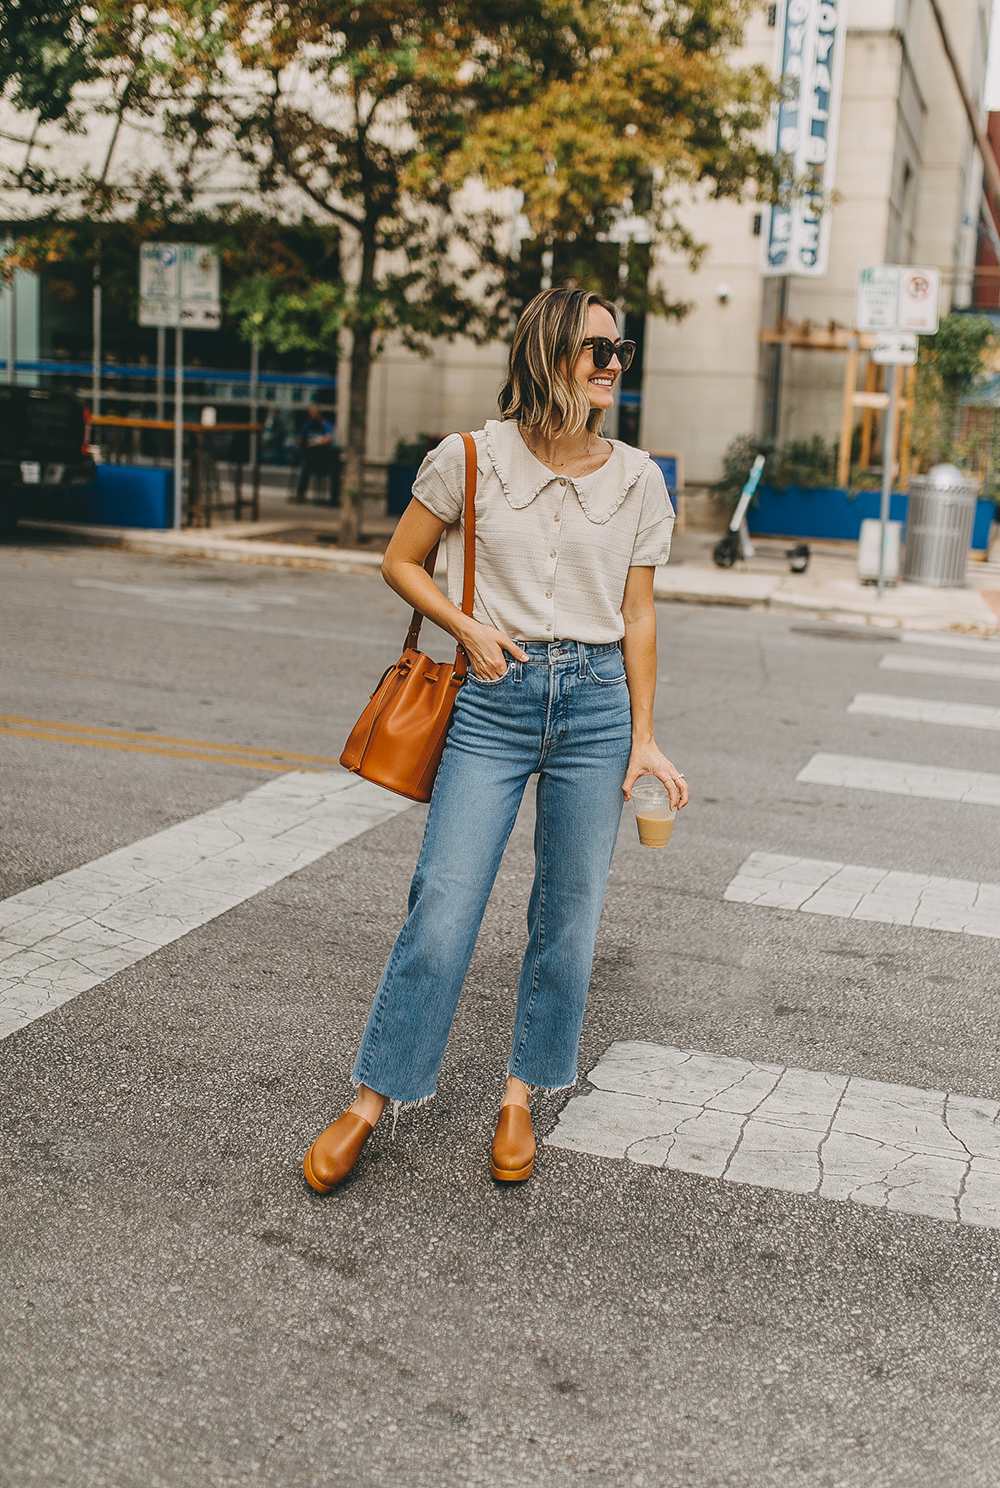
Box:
[631,776,677,848]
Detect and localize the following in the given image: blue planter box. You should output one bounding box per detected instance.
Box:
[72,465,173,529]
[387,463,420,517]
[747,484,995,551]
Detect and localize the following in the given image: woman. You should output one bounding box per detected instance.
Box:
[303,286,689,1193]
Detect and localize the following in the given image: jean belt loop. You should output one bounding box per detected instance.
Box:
[577,640,587,677]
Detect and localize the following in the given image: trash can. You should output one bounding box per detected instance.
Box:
[902,464,980,588]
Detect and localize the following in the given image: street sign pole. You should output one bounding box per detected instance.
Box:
[877,361,899,600]
[856,264,940,598]
[173,326,184,531]
[140,242,219,531]
[4,242,15,386]
[91,265,102,418]
[156,326,165,422]
[249,334,259,469]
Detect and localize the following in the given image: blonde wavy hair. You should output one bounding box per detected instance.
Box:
[499,287,618,441]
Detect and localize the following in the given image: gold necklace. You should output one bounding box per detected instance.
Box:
[529,435,596,469]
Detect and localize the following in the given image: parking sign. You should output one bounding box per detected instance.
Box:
[898,267,941,333]
[855,264,940,335]
[139,242,220,329]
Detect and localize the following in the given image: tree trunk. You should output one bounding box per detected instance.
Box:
[339,322,372,550]
[340,222,378,551]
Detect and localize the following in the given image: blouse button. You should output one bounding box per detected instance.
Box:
[545,590,553,599]
[558,479,567,487]
[545,624,552,631]
[553,513,561,522]
[549,550,557,558]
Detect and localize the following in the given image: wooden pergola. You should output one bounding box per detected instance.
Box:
[759,319,918,488]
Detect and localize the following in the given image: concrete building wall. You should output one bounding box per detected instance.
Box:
[362,335,508,460]
[641,0,992,484]
[1,0,990,477]
[638,8,775,478]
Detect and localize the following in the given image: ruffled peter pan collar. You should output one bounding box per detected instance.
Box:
[484,418,649,525]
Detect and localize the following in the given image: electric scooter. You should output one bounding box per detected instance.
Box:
[713,454,764,568]
[712,453,810,574]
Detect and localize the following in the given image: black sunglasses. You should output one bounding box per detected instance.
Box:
[582,336,636,371]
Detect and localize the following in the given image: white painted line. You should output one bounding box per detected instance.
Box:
[724,852,1000,938]
[547,1041,1000,1230]
[880,653,1000,683]
[797,753,1000,807]
[73,578,299,612]
[0,771,412,1042]
[849,693,1000,731]
[901,631,1000,656]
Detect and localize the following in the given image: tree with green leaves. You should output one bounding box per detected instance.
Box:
[913,313,996,470]
[158,0,775,546]
[0,0,91,127]
[1,0,215,206]
[5,1,778,548]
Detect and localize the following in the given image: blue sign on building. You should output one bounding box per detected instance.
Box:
[761,0,846,279]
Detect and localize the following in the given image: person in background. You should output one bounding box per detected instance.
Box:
[295,402,336,502]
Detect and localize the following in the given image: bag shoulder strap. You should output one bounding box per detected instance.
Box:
[403,433,477,654]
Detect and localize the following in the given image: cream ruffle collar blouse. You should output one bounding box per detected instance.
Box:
[411,419,674,645]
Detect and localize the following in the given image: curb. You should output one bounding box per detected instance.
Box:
[17,520,385,574]
[15,519,1000,637]
[651,570,781,608]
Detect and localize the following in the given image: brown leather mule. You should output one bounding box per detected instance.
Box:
[490,1104,536,1182]
[303,1111,374,1194]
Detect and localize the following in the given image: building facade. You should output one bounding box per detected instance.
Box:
[365,0,992,483]
[1,0,992,484]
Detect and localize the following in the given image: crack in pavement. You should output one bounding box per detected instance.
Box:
[550,1041,1000,1232]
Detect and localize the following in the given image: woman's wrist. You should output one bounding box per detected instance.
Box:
[450,613,479,648]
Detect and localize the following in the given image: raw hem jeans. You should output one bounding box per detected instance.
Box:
[350,640,632,1104]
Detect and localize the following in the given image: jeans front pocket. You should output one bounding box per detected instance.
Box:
[586,651,627,687]
[468,661,513,688]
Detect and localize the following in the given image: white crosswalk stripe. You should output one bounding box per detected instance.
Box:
[796,753,1000,806]
[848,693,1000,731]
[546,1041,1000,1230]
[724,852,1000,937]
[880,653,1000,683]
[0,771,413,1042]
[900,631,1000,656]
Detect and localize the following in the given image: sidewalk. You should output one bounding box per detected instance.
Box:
[654,532,1000,636]
[17,513,1000,637]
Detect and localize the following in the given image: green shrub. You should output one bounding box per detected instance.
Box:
[393,436,430,466]
[913,313,996,470]
[716,433,836,501]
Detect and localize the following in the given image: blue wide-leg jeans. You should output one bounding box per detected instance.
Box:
[350,640,633,1104]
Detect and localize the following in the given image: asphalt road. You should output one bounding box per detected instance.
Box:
[2,531,1000,1488]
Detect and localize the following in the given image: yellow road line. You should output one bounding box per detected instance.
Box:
[0,725,330,773]
[0,714,341,767]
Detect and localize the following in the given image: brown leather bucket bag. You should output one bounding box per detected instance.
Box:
[339,432,477,802]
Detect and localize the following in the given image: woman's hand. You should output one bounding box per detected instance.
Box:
[457,618,530,681]
[623,739,689,810]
